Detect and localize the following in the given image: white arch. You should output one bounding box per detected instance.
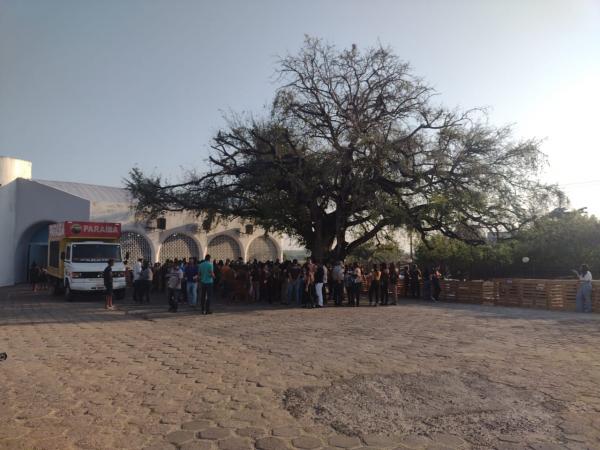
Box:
[119,229,155,264]
[157,230,203,263]
[245,235,281,262]
[207,233,243,262]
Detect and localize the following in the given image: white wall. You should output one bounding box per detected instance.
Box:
[0,180,18,286]
[90,200,134,223]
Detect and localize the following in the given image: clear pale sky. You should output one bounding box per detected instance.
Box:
[1,0,599,212]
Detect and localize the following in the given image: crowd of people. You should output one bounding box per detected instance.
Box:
[123,256,444,312]
[31,255,596,314]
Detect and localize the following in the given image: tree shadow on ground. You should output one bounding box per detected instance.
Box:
[1,285,598,327]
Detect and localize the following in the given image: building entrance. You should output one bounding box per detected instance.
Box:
[26,225,49,280]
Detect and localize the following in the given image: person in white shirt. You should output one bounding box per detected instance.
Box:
[167,263,184,312]
[315,261,327,307]
[573,264,592,313]
[132,258,143,303]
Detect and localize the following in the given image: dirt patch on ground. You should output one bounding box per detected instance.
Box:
[283,371,560,447]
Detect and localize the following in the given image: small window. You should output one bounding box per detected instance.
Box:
[66,246,71,261]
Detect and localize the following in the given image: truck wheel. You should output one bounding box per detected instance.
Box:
[64,282,74,302]
[115,289,126,300]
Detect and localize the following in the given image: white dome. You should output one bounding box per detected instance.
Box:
[0,156,32,187]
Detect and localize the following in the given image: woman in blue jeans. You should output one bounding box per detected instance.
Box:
[574,264,593,313]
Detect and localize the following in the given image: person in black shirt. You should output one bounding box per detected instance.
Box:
[409,264,421,298]
[103,258,114,310]
[30,261,40,292]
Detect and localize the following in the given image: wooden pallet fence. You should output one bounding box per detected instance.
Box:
[356,277,599,313]
[476,279,598,313]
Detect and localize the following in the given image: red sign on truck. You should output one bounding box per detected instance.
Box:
[49,221,122,239]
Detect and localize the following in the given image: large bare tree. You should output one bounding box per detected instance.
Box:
[127,37,562,260]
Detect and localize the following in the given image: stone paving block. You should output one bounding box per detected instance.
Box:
[562,434,588,443]
[143,441,178,450]
[328,435,362,448]
[235,427,268,439]
[166,430,196,445]
[495,443,524,450]
[362,433,396,447]
[217,436,253,450]
[424,444,456,450]
[231,410,259,422]
[182,420,214,431]
[180,441,216,450]
[291,435,323,449]
[559,422,595,435]
[497,435,522,443]
[255,436,292,450]
[27,437,79,450]
[393,434,432,448]
[199,427,232,440]
[272,426,302,438]
[528,443,566,450]
[428,433,467,448]
[302,425,332,436]
[218,419,248,429]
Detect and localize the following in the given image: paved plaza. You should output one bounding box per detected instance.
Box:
[1,286,600,450]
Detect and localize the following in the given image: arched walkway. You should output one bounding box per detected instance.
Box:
[119,231,153,264]
[159,233,200,263]
[247,235,278,262]
[15,221,55,283]
[207,234,241,262]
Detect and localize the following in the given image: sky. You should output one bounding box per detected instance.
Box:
[1,0,599,213]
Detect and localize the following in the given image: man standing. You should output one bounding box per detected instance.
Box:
[199,254,215,315]
[288,259,301,305]
[140,261,153,304]
[184,260,199,306]
[409,264,421,298]
[167,263,183,312]
[132,258,142,303]
[352,263,363,306]
[574,264,593,313]
[315,261,325,308]
[332,261,344,306]
[220,260,235,302]
[103,258,114,310]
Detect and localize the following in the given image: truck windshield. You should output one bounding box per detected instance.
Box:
[71,244,122,263]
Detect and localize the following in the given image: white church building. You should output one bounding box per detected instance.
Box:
[0,156,283,287]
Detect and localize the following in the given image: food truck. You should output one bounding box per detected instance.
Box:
[47,221,126,300]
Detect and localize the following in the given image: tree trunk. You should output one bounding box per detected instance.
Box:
[308,226,336,262]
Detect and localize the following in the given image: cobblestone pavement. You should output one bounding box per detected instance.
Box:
[1,285,600,450]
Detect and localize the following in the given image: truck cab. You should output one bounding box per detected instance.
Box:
[47,222,127,301]
[63,241,126,299]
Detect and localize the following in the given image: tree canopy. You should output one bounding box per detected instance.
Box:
[416,208,599,279]
[127,37,562,260]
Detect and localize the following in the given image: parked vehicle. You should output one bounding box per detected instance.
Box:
[47,221,126,301]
